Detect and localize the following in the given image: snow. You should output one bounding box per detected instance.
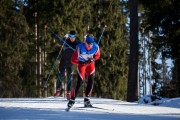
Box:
[0,97,180,120]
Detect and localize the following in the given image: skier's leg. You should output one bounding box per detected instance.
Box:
[66,66,73,91]
[54,64,65,97]
[85,73,95,97]
[67,73,83,107]
[67,64,86,107]
[66,66,73,100]
[85,63,95,97]
[84,73,94,107]
[71,73,83,100]
[84,63,95,107]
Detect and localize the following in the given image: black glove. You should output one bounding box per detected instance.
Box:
[79,61,90,64]
[79,58,95,65]
[84,59,91,64]
[79,61,85,64]
[85,58,95,64]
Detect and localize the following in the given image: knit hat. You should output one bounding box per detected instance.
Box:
[69,31,76,38]
[86,36,94,44]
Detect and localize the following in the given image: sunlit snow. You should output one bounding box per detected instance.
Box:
[0,97,179,120]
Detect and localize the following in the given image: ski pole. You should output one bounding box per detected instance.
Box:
[97,25,107,45]
[48,29,91,62]
[44,40,66,88]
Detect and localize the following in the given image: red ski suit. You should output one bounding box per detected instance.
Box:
[70,43,100,98]
[71,43,100,80]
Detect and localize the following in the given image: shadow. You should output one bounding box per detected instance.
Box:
[0,107,179,120]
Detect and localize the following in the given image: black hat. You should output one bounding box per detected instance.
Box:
[69,31,76,38]
[69,30,76,35]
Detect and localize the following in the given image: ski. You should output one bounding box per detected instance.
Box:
[78,106,110,111]
[65,105,111,112]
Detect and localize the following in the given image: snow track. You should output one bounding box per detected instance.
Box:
[0,97,180,120]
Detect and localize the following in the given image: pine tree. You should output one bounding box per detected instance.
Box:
[90,0,129,100]
[0,0,30,97]
[139,0,180,97]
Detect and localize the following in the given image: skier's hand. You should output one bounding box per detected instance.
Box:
[85,58,95,64]
[64,34,69,38]
[79,61,84,64]
[79,58,95,65]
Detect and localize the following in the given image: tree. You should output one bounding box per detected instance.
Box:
[0,0,30,97]
[26,0,129,100]
[127,0,139,102]
[0,0,129,99]
[139,0,180,97]
[90,0,129,100]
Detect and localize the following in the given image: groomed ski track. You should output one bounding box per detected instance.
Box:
[0,97,180,120]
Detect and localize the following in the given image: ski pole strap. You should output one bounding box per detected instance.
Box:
[97,27,106,45]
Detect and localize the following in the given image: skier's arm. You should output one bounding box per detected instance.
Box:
[93,46,100,60]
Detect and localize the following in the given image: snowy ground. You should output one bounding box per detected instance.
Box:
[0,97,180,120]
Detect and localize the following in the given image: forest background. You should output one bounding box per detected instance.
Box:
[0,0,179,101]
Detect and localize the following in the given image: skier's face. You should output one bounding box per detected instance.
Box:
[70,37,76,42]
[69,34,76,42]
[85,42,93,50]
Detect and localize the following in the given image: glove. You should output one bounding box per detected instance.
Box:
[64,34,69,38]
[79,58,95,65]
[85,58,95,64]
[79,61,85,64]
[84,35,87,40]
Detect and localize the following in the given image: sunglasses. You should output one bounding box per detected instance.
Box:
[69,34,76,38]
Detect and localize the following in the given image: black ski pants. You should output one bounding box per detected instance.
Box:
[72,72,95,100]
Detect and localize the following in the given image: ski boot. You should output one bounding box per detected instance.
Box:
[66,99,75,111]
[84,97,92,107]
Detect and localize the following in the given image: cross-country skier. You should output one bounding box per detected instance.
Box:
[67,34,100,108]
[54,30,81,100]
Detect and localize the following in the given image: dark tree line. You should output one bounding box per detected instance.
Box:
[0,0,128,99]
[139,0,180,98]
[0,0,179,101]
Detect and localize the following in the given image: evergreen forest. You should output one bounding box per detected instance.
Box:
[0,0,179,101]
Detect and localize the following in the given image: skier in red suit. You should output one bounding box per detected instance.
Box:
[67,34,100,108]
